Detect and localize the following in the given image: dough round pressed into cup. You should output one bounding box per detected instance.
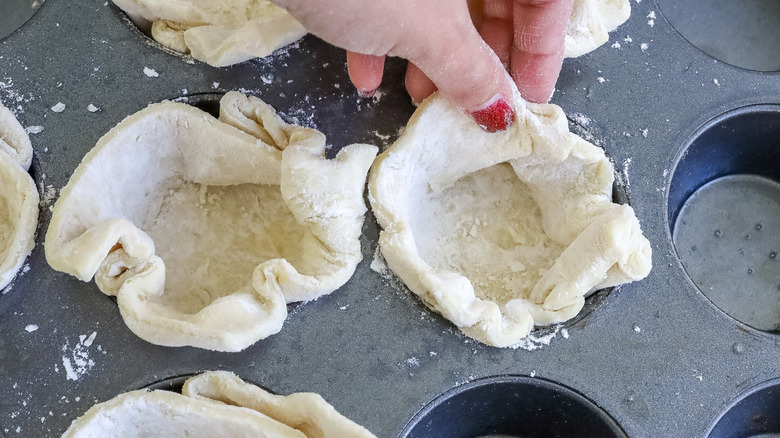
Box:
[45,92,377,352]
[111,0,306,67]
[0,103,39,290]
[110,0,627,67]
[368,88,652,347]
[62,370,377,438]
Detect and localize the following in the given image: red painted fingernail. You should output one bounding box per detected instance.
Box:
[357,88,376,98]
[470,95,514,133]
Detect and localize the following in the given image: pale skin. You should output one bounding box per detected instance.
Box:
[271,0,574,131]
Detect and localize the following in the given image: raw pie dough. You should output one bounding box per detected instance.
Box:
[62,371,377,438]
[111,0,306,67]
[45,92,377,352]
[111,0,625,67]
[0,103,38,290]
[566,0,631,58]
[368,88,652,347]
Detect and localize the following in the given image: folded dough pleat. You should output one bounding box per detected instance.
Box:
[46,92,377,352]
[63,371,376,437]
[369,87,651,348]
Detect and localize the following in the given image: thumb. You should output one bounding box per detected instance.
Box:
[406,23,516,132]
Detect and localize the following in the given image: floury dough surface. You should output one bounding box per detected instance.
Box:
[111,0,306,67]
[369,87,652,348]
[144,182,306,314]
[62,371,377,438]
[0,102,38,290]
[411,163,565,308]
[45,92,377,352]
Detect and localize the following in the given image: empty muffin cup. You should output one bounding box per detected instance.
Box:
[707,378,780,437]
[669,105,780,333]
[399,375,626,438]
[657,0,780,71]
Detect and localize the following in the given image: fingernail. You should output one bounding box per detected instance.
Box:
[357,88,376,98]
[411,98,421,107]
[470,95,514,133]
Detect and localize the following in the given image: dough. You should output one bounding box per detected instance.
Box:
[566,0,631,58]
[111,0,306,67]
[368,88,652,347]
[62,371,377,438]
[45,92,377,352]
[0,103,38,290]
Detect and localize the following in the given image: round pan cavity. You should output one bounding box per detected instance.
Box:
[669,105,780,333]
[707,378,780,437]
[399,375,626,438]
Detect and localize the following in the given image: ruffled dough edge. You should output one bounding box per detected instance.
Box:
[62,371,376,438]
[368,89,651,348]
[44,92,377,352]
[112,0,306,67]
[0,103,38,290]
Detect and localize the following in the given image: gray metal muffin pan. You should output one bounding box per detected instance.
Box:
[0,0,778,436]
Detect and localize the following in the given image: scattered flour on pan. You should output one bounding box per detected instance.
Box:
[509,324,566,351]
[25,125,43,135]
[0,77,36,115]
[143,67,159,78]
[24,324,38,333]
[50,102,66,113]
[87,104,99,112]
[61,332,99,381]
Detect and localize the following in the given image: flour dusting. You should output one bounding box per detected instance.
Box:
[61,332,98,381]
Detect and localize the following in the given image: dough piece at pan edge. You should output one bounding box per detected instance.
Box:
[62,371,377,438]
[45,91,377,352]
[368,87,652,348]
[0,103,39,290]
[566,0,631,58]
[112,0,624,67]
[112,0,306,67]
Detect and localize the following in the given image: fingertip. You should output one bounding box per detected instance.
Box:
[405,63,438,106]
[347,52,386,97]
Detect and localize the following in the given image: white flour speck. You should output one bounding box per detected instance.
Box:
[25,126,43,134]
[143,67,159,78]
[611,42,621,49]
[24,324,38,333]
[633,325,642,333]
[51,102,66,113]
[561,328,569,339]
[640,43,649,52]
[713,79,720,86]
[87,104,99,112]
[597,77,606,83]
[61,331,98,381]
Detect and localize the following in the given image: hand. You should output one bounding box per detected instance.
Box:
[272,0,573,132]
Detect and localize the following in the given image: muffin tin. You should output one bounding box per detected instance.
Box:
[0,0,779,436]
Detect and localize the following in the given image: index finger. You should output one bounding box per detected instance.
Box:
[511,0,573,103]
